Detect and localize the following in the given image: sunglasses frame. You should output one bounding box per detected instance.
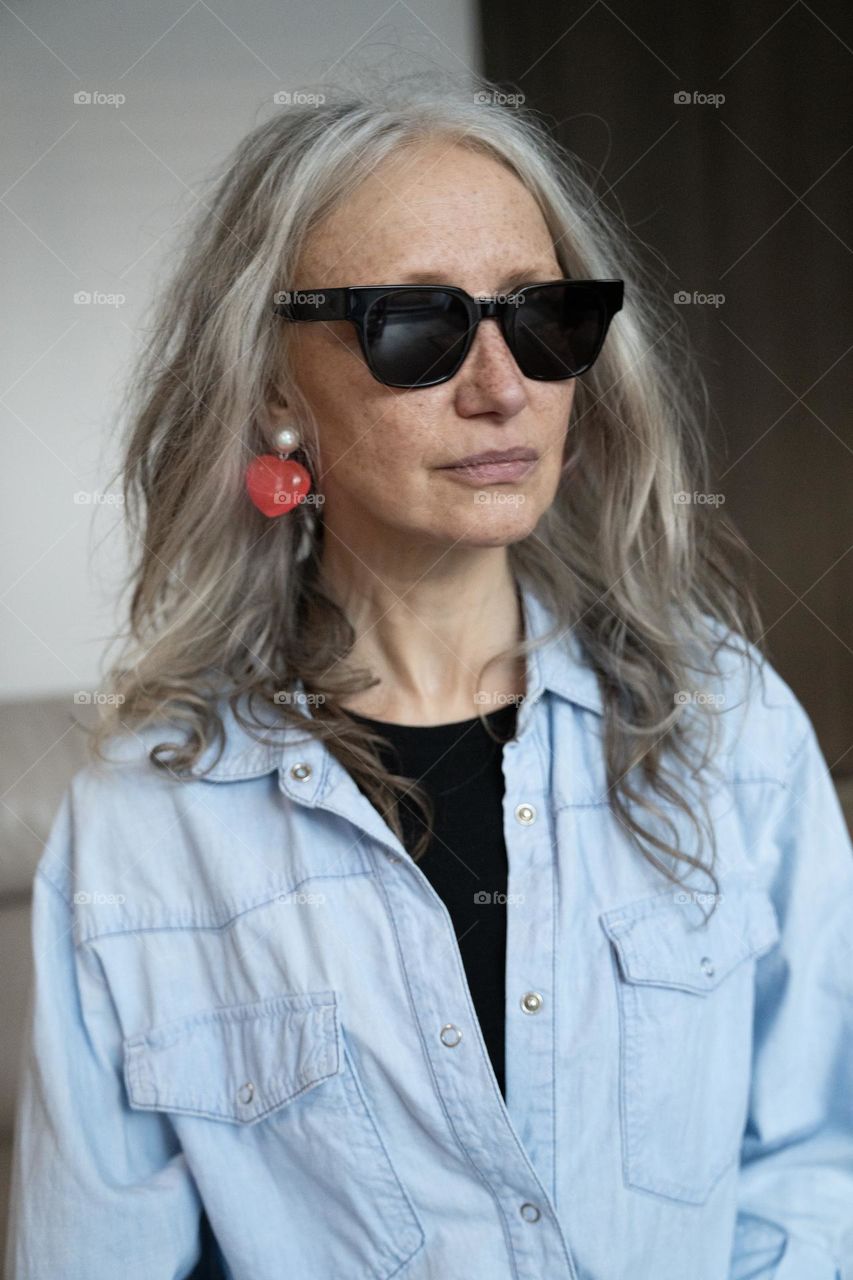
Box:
[272,278,624,388]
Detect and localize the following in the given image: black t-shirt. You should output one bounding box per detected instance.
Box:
[345,702,518,1098]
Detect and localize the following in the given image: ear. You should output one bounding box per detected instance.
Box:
[264,383,292,432]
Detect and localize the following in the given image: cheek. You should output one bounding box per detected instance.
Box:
[315,402,437,498]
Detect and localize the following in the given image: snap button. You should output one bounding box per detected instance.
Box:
[520,991,543,1014]
[514,802,536,825]
[439,1024,463,1048]
[520,1202,541,1222]
[700,956,715,977]
[237,1081,255,1104]
[290,762,312,781]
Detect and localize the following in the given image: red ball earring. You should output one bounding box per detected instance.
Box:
[245,425,312,518]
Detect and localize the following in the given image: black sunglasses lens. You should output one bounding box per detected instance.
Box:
[364,290,470,386]
[509,284,609,379]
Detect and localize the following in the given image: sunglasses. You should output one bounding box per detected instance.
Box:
[272,278,624,389]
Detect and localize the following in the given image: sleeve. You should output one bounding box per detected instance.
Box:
[3,790,212,1280]
[728,719,853,1279]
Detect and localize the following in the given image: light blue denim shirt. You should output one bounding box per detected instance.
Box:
[6,582,853,1280]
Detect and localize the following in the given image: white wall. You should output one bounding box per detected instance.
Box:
[0,0,480,698]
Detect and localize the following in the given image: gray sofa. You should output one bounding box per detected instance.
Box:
[2,692,852,1264]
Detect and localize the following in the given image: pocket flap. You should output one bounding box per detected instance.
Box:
[600,884,780,993]
[123,990,340,1124]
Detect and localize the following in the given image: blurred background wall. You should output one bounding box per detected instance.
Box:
[479,0,853,772]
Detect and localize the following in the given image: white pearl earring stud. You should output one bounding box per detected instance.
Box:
[270,424,300,455]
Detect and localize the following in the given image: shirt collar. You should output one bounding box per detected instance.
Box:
[192,577,603,783]
[518,579,604,718]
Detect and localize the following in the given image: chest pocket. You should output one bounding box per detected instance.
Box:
[600,883,781,1204]
[123,990,424,1279]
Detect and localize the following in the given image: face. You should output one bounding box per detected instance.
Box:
[273,139,576,553]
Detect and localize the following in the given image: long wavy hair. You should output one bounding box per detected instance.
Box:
[91,69,763,916]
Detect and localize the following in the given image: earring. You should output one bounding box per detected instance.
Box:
[245,423,312,517]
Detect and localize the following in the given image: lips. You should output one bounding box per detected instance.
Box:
[440,447,539,468]
[439,455,539,485]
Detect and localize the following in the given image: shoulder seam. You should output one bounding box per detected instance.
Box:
[779,718,815,787]
[35,863,73,909]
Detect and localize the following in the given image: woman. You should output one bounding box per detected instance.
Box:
[7,74,853,1280]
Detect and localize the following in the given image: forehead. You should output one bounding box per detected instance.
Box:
[295,139,559,286]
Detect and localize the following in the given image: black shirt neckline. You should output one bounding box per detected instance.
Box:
[344,702,519,735]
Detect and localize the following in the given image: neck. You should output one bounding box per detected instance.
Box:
[319,546,526,726]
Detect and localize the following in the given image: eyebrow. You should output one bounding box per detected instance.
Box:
[394,266,561,288]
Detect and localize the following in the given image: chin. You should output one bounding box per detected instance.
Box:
[435,509,543,547]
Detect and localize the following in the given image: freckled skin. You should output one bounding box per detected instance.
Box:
[270,140,576,554]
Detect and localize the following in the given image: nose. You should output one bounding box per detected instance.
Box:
[456,316,528,416]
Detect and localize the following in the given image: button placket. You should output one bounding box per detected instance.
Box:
[367,688,575,1277]
[501,714,560,1211]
